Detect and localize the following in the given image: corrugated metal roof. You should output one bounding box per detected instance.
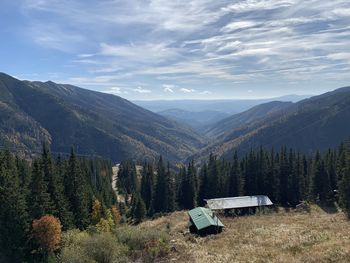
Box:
[188,207,224,230]
[206,195,273,210]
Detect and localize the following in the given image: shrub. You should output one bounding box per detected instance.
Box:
[115,225,170,262]
[59,231,127,263]
[96,218,112,233]
[84,233,128,263]
[59,230,90,263]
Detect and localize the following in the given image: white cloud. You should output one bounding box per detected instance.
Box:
[133,86,151,93]
[180,88,196,93]
[221,21,258,33]
[99,42,180,64]
[327,52,350,61]
[332,8,350,17]
[199,90,212,95]
[78,54,94,58]
[162,84,175,93]
[223,0,297,13]
[103,87,127,95]
[18,0,350,97]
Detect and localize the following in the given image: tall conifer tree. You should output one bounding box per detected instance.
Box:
[41,144,74,229]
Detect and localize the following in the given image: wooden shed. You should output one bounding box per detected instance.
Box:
[188,207,224,235]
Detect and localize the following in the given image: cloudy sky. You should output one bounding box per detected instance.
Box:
[1,0,350,100]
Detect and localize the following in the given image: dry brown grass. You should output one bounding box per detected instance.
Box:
[140,206,350,263]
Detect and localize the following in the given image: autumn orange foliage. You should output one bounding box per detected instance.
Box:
[111,205,122,224]
[32,215,62,253]
[91,199,102,225]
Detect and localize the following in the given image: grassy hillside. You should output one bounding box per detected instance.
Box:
[142,206,350,263]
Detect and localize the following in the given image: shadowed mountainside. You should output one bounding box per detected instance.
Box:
[0,73,206,162]
[192,86,350,161]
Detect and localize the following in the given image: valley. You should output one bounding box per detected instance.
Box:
[2,1,350,262]
[1,72,349,164]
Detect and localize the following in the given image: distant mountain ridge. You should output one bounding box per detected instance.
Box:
[193,86,350,161]
[0,73,205,162]
[133,95,311,114]
[135,95,311,131]
[158,109,230,132]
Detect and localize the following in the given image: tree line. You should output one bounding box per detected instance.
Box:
[0,144,117,262]
[1,139,349,261]
[118,139,350,222]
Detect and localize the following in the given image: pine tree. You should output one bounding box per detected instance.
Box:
[117,160,138,195]
[180,161,197,209]
[66,149,90,229]
[30,160,55,219]
[288,150,300,206]
[266,149,279,202]
[166,162,176,212]
[131,194,146,224]
[140,163,155,214]
[198,163,209,206]
[311,151,332,203]
[16,155,32,201]
[207,154,220,198]
[153,156,168,213]
[299,154,309,200]
[339,141,350,217]
[244,150,258,195]
[0,151,30,261]
[41,144,74,229]
[278,147,289,205]
[257,147,268,195]
[325,149,337,191]
[228,151,242,197]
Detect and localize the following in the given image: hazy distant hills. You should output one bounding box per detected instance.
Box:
[158,109,230,131]
[192,86,350,161]
[133,95,310,114]
[134,95,311,131]
[0,73,205,162]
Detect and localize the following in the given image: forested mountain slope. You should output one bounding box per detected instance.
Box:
[0,73,205,162]
[205,101,293,138]
[195,86,350,160]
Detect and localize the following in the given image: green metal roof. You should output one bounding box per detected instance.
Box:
[188,207,224,231]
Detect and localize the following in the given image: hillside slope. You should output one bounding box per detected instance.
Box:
[205,101,292,138]
[0,73,205,161]
[195,87,350,160]
[142,207,350,263]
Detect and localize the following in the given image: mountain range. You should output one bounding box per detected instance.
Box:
[192,86,350,161]
[133,95,310,114]
[0,72,349,163]
[0,73,205,162]
[134,95,311,132]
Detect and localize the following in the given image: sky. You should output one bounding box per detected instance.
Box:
[1,0,350,100]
